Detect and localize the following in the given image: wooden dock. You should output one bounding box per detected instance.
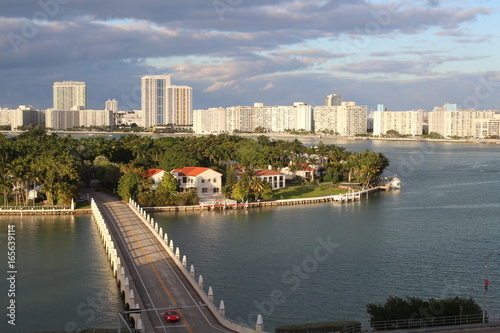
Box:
[146,187,382,212]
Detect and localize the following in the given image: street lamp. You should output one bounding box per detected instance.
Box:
[482,250,498,324]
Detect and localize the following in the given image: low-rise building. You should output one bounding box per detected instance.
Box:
[171,167,222,198]
[280,164,321,181]
[236,168,286,190]
[144,169,168,189]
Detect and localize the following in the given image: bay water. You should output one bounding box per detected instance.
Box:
[1,139,500,332]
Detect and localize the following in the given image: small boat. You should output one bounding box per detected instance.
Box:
[390,176,402,189]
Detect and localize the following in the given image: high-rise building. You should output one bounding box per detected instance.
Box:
[53,81,87,110]
[167,85,192,126]
[314,102,368,136]
[429,110,495,137]
[141,75,192,128]
[373,110,427,136]
[324,94,342,106]
[105,98,118,112]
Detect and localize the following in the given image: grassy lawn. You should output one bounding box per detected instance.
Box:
[273,183,349,200]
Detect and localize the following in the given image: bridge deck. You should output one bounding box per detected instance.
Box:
[92,191,237,333]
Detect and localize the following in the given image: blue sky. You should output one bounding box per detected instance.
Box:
[0,0,499,111]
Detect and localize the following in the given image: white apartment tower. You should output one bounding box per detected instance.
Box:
[141,75,192,128]
[428,110,495,138]
[313,102,367,136]
[373,110,427,136]
[53,81,87,110]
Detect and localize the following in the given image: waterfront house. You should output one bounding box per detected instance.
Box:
[143,168,167,189]
[236,168,286,190]
[280,163,321,181]
[170,167,222,198]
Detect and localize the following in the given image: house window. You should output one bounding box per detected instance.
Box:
[202,179,205,183]
[213,188,219,193]
[182,177,187,183]
[213,178,217,183]
[202,188,208,193]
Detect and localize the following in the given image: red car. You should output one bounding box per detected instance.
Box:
[164,310,180,322]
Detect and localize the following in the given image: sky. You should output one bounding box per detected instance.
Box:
[1,0,499,111]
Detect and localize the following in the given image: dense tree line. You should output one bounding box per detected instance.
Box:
[0,128,389,206]
[367,296,482,330]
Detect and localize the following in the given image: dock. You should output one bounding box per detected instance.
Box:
[146,186,382,212]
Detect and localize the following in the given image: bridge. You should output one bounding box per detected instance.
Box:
[89,190,266,333]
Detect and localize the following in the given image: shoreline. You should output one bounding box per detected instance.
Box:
[0,188,382,215]
[2,130,499,144]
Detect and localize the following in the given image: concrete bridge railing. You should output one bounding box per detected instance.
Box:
[129,198,268,333]
[91,199,146,332]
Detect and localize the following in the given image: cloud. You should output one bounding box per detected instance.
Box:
[260,83,274,91]
[0,0,497,112]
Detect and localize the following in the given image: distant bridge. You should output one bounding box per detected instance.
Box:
[89,190,266,333]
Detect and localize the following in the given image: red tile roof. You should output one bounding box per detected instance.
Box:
[143,168,165,177]
[254,169,284,176]
[172,167,218,176]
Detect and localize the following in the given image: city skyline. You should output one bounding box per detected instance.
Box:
[1,1,500,111]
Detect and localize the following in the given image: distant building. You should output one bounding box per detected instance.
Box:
[0,108,11,126]
[433,103,457,112]
[114,110,142,127]
[45,109,80,130]
[53,81,87,110]
[79,109,114,128]
[324,94,342,106]
[428,110,495,138]
[313,102,368,136]
[105,99,118,112]
[141,75,192,129]
[193,107,227,134]
[474,118,500,138]
[194,101,365,135]
[373,110,427,136]
[0,105,42,129]
[45,108,113,129]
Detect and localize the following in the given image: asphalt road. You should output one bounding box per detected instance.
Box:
[88,189,240,333]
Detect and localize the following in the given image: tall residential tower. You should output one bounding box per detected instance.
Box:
[53,81,87,110]
[141,75,192,128]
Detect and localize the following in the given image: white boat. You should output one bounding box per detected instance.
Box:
[390,176,402,189]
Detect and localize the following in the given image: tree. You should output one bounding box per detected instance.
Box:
[222,163,238,198]
[117,172,143,202]
[156,172,179,203]
[232,169,273,202]
[367,296,482,330]
[34,152,79,205]
[386,129,400,137]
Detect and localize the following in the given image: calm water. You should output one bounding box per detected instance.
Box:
[1,139,500,332]
[0,215,122,333]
